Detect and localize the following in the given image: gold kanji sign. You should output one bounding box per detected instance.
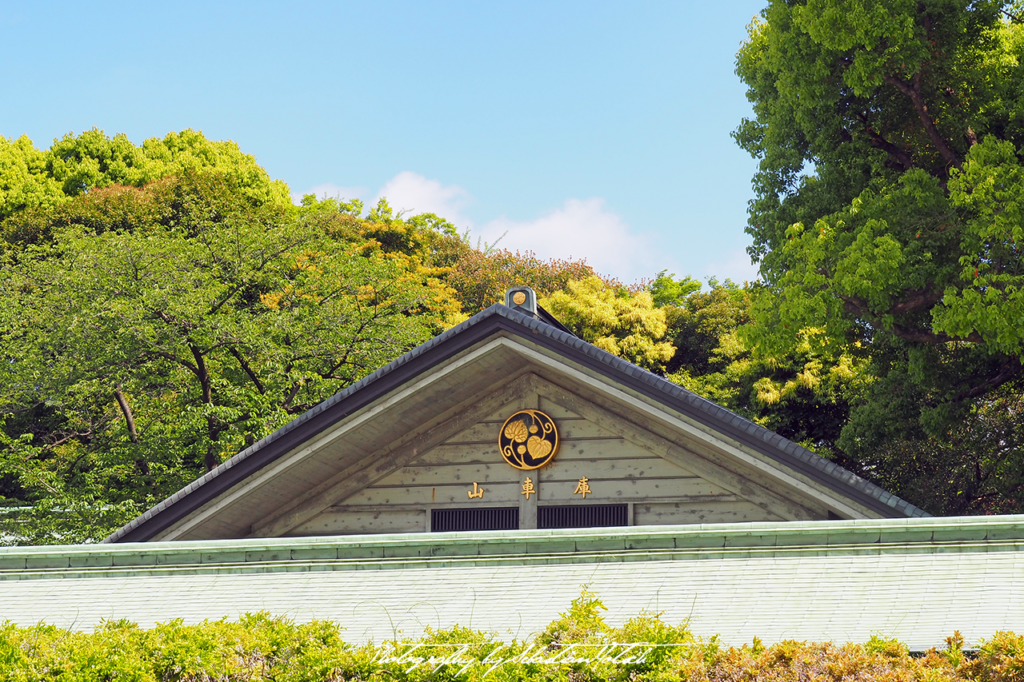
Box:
[498,409,559,470]
[521,477,535,499]
[574,476,592,499]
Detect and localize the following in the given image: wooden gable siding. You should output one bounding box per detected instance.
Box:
[288,384,786,536]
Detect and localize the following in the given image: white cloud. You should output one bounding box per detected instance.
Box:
[291,183,367,206]
[377,172,668,283]
[475,199,664,284]
[372,171,471,223]
[301,171,676,283]
[701,247,760,285]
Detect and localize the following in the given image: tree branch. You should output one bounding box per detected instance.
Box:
[114,387,152,477]
[204,238,307,317]
[952,361,1024,403]
[182,344,220,472]
[892,321,979,344]
[830,284,943,316]
[887,286,945,315]
[45,431,94,449]
[858,114,914,170]
[189,345,213,405]
[281,382,303,411]
[837,292,983,344]
[882,71,962,172]
[147,349,200,378]
[229,347,265,394]
[113,388,139,443]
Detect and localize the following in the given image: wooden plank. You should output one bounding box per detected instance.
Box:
[538,395,582,419]
[412,443,504,466]
[343,483,523,506]
[247,373,536,537]
[541,455,703,482]
[288,509,426,536]
[554,440,696,471]
[399,454,696,481]
[358,456,709,508]
[373,463,523,487]
[477,391,582,422]
[556,438,631,460]
[446,418,616,444]
[537,475,727,502]
[633,501,783,525]
[476,390,539,422]
[528,376,823,521]
[411,438,701,469]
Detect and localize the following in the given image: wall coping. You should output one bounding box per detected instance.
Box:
[1,515,1021,579]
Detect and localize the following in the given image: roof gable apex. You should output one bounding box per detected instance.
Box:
[107,305,926,543]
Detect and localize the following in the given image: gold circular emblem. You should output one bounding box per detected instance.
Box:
[499,409,559,470]
[512,291,527,305]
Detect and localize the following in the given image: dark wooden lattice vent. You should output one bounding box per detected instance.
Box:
[431,507,519,532]
[538,504,628,529]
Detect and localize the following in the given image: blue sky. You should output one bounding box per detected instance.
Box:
[1,1,766,285]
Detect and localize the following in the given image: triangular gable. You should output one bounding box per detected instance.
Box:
[282,376,793,538]
[107,305,926,543]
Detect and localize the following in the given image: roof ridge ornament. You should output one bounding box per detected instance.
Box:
[505,286,537,315]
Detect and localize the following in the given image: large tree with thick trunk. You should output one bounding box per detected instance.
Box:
[736,0,1024,513]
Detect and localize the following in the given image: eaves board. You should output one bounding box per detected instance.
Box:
[107,305,925,543]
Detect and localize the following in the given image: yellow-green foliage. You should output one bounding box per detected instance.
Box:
[541,276,675,371]
[536,587,611,648]
[0,594,1020,682]
[0,128,291,223]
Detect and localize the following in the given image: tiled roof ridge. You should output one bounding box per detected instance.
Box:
[106,304,926,543]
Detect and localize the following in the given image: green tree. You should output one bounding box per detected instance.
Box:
[649,270,702,309]
[445,248,596,314]
[0,136,64,220]
[0,128,291,223]
[735,0,1024,512]
[0,171,460,544]
[663,278,747,377]
[541,277,676,371]
[665,280,867,458]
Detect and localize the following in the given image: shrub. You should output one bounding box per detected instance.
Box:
[0,592,1018,681]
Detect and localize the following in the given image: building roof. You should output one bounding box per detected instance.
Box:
[8,515,1024,650]
[107,304,926,543]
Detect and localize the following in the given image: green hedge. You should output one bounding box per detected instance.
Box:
[1,591,1022,681]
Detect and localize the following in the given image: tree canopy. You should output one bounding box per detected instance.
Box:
[0,129,605,543]
[11,14,1024,545]
[0,128,290,223]
[541,277,676,372]
[736,0,1024,512]
[0,171,465,542]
